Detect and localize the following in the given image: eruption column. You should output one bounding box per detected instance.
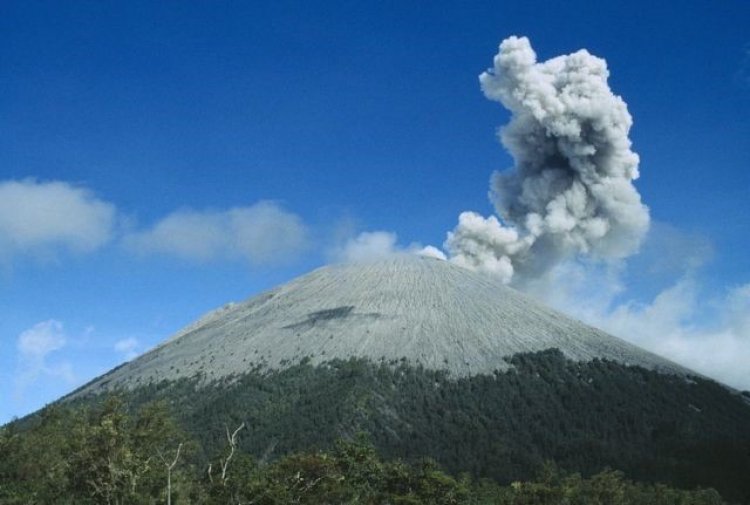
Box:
[446,36,649,283]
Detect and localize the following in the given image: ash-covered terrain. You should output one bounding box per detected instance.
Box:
[74,255,688,396]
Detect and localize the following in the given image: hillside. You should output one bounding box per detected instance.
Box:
[72,255,688,397]
[71,349,747,503]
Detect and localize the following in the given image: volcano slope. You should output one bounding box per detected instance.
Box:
[68,256,750,501]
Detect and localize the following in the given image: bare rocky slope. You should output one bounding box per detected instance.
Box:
[76,255,689,396]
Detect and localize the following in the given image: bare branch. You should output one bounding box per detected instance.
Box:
[163,442,183,505]
[220,422,246,484]
[168,443,183,471]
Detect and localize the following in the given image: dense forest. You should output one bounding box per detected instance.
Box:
[0,397,729,504]
[4,349,750,503]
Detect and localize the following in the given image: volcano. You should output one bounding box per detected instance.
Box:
[64,256,750,502]
[77,255,687,395]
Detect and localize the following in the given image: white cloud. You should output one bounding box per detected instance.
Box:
[0,180,313,271]
[124,201,309,265]
[114,337,140,361]
[17,320,67,358]
[0,179,116,263]
[332,231,444,263]
[527,260,750,391]
[15,320,75,398]
[334,231,400,263]
[418,245,447,261]
[600,281,750,391]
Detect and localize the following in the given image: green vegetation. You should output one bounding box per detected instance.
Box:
[0,398,728,504]
[86,350,750,502]
[4,349,750,503]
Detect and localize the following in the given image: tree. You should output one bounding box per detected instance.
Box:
[208,422,246,487]
[67,396,143,504]
[158,442,183,505]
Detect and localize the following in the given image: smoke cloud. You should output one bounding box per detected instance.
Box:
[445,36,649,283]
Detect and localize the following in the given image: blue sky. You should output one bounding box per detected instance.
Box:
[2,0,749,423]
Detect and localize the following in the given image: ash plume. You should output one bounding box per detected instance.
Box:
[445,36,649,284]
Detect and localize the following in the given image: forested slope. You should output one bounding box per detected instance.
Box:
[63,349,750,503]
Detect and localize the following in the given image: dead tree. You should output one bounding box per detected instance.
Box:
[221,423,245,484]
[207,422,246,486]
[158,442,183,505]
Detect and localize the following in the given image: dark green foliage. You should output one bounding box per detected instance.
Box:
[0,405,730,504]
[0,397,196,504]
[66,349,750,503]
[6,349,750,503]
[0,405,75,504]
